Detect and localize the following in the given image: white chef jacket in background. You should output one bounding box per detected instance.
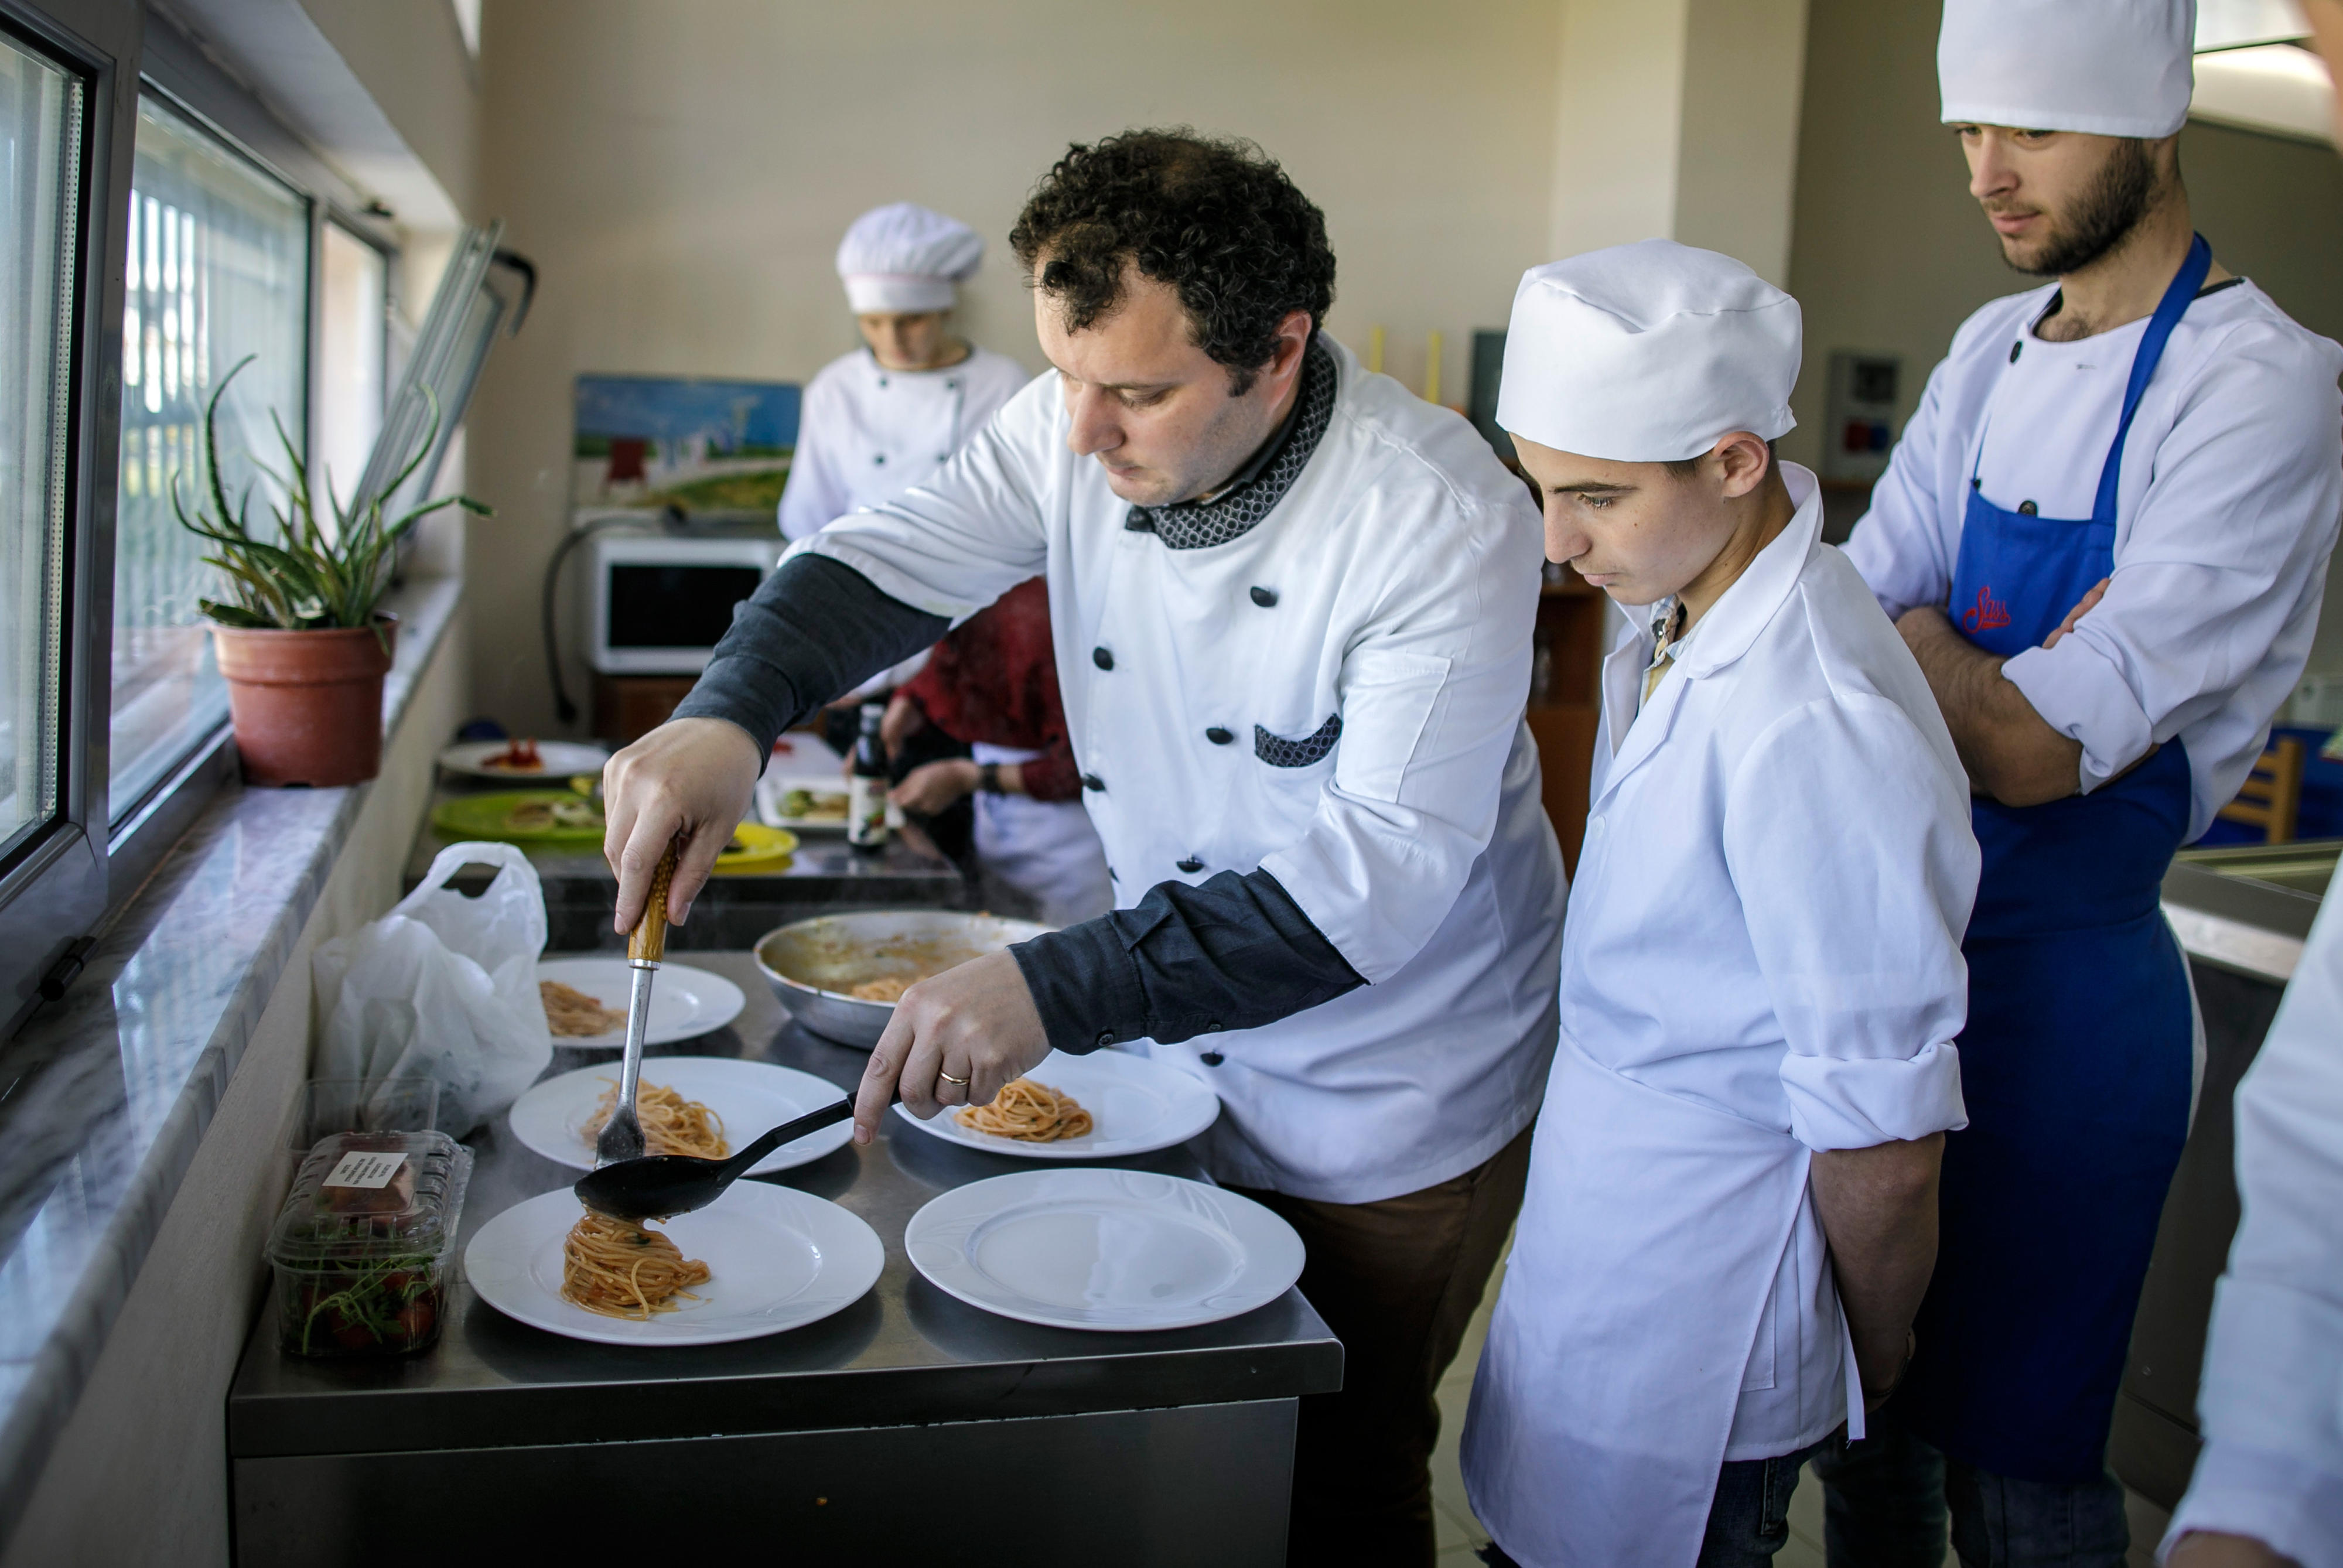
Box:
[788,335,1567,1204]
[1464,466,1976,1568]
[1845,279,2343,838]
[778,346,1033,541]
[2162,861,2343,1567]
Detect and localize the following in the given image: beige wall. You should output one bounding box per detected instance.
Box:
[299,0,480,223]
[0,614,469,1568]
[1785,0,2343,670]
[466,0,1579,735]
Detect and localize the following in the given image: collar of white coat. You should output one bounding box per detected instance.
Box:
[1665,460,1824,681]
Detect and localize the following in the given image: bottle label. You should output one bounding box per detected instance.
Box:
[848,775,889,846]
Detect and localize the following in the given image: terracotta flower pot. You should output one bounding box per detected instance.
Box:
[211,617,399,787]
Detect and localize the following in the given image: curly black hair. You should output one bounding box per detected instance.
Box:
[1010,129,1337,395]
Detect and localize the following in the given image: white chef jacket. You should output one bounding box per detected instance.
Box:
[777,346,1032,541]
[1845,279,2343,840]
[790,334,1567,1204]
[1463,465,1976,1568]
[2161,862,2343,1568]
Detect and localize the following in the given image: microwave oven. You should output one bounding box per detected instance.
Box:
[585,532,780,674]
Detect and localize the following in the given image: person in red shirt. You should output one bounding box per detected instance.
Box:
[882,578,1111,926]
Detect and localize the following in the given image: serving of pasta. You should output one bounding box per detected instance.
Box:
[561,1210,712,1319]
[580,1079,730,1159]
[955,1078,1095,1143]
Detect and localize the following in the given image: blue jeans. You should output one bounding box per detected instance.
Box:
[1476,1434,1830,1568]
[1808,1406,2130,1567]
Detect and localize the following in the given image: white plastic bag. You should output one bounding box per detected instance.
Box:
[312,842,553,1138]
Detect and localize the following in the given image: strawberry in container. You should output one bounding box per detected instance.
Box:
[266,1130,473,1358]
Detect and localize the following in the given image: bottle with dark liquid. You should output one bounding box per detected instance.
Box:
[847,702,889,851]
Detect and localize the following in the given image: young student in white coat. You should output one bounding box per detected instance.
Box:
[777,202,1030,543]
[604,131,1566,1566]
[2165,7,2343,1565]
[1821,4,2343,1562]
[1460,242,1980,1568]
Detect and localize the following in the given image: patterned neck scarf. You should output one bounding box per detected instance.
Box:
[1125,337,1338,551]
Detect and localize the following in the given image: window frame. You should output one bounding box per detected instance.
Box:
[0,0,134,1038]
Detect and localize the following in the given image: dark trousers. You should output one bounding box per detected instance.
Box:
[1231,1122,1534,1568]
[1478,1433,1832,1568]
[1810,1404,2130,1567]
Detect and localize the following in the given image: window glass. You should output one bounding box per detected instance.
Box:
[110,94,307,820]
[0,35,81,856]
[316,222,385,516]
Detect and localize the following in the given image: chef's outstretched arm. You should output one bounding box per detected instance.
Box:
[604,554,948,932]
[853,870,1364,1141]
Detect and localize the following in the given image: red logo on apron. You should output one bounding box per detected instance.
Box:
[1962,585,2012,633]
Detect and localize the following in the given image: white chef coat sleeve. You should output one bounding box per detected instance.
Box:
[1725,691,1976,1150]
[791,378,1056,620]
[1999,325,2343,795]
[2161,864,2343,1568]
[777,370,853,542]
[1842,344,1966,622]
[1256,490,1542,983]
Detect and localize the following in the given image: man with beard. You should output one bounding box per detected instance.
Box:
[1817,2,2343,1564]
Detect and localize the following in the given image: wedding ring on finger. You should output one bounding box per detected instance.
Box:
[938,1070,971,1087]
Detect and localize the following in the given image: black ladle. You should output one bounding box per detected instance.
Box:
[574,1089,896,1222]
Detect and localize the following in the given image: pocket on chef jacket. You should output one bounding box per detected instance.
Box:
[1328,650,1453,804]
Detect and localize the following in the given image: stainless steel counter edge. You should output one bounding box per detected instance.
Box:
[0,578,463,1543]
[226,1308,1344,1458]
[2162,859,2323,983]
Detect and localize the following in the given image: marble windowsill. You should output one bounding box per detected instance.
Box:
[0,576,462,1531]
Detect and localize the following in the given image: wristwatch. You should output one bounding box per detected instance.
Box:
[978,761,1002,795]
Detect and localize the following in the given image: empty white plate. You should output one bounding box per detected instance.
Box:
[439,738,611,780]
[537,958,746,1047]
[904,1167,1305,1332]
[890,1048,1220,1159]
[464,1183,883,1347]
[507,1056,852,1175]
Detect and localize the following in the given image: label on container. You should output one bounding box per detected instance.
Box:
[322,1150,408,1189]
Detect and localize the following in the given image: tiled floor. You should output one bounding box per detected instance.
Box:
[1427,1244,2173,1567]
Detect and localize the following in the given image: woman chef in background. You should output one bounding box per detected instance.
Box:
[778,201,1106,924]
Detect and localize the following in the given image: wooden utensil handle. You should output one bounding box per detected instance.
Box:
[629,839,680,963]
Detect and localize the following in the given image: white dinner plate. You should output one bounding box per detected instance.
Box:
[890,1048,1220,1160]
[438,738,611,780]
[537,958,746,1047]
[465,1183,884,1346]
[507,1057,852,1175]
[904,1167,1305,1332]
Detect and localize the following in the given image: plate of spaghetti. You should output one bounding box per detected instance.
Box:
[534,958,746,1047]
[463,1183,884,1346]
[507,1057,854,1175]
[890,1048,1220,1160]
[904,1168,1306,1332]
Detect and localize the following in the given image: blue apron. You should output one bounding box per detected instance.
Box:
[1896,237,2209,1484]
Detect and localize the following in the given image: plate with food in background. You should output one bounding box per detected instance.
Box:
[464,1182,883,1346]
[439,737,611,780]
[537,957,746,1047]
[760,784,853,832]
[754,910,1055,1049]
[433,788,606,843]
[903,1167,1302,1332]
[890,1047,1220,1160]
[507,1056,851,1174]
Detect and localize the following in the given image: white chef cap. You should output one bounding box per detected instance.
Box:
[1939,0,2196,139]
[1497,240,1800,465]
[835,202,984,314]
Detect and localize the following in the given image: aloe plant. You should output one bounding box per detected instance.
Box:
[172,356,490,645]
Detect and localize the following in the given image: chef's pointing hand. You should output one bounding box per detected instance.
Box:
[854,951,1051,1144]
[603,717,764,935]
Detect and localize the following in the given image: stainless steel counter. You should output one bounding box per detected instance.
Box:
[227,952,1340,1566]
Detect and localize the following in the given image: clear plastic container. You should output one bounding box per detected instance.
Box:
[267,1130,473,1358]
[288,1077,440,1150]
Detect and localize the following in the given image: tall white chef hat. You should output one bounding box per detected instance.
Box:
[835,202,984,315]
[1497,240,1800,464]
[1939,0,2197,138]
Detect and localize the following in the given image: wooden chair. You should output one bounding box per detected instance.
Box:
[2216,736,2307,844]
